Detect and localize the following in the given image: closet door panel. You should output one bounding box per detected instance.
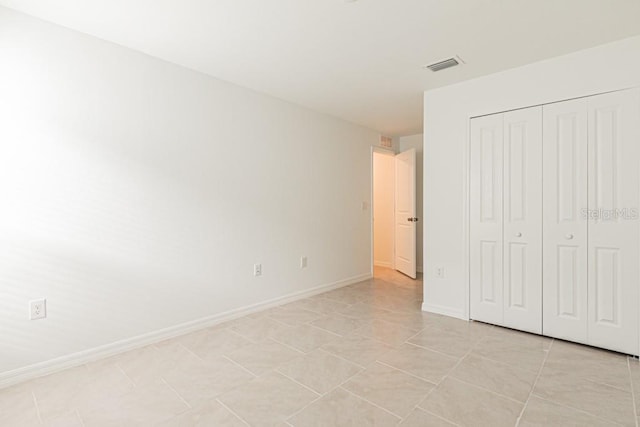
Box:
[587,89,640,355]
[470,113,504,325]
[503,107,542,334]
[543,99,589,344]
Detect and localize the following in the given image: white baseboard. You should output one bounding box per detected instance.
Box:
[421,302,467,321]
[0,273,371,390]
[373,260,393,269]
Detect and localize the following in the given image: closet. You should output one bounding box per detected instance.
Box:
[469,88,640,355]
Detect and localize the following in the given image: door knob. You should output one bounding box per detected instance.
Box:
[515,232,522,237]
[565,234,574,240]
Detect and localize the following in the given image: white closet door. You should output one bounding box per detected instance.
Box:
[470,113,504,325]
[503,107,542,334]
[543,98,589,344]
[587,89,640,355]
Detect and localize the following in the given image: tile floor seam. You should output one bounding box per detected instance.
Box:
[227,328,260,344]
[220,355,259,378]
[515,337,554,427]
[466,346,543,373]
[403,340,465,361]
[282,358,369,424]
[337,386,403,422]
[317,346,369,370]
[400,387,455,426]
[306,320,353,337]
[159,377,193,411]
[214,398,251,427]
[175,342,207,362]
[269,337,313,356]
[527,394,626,427]
[315,348,368,370]
[417,408,463,427]
[626,357,639,427]
[374,360,440,386]
[410,344,478,425]
[74,409,87,427]
[30,390,44,426]
[464,352,541,375]
[306,323,345,338]
[580,375,635,394]
[280,387,328,423]
[273,371,322,397]
[114,362,137,389]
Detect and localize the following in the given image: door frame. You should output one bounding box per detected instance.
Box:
[371,146,396,276]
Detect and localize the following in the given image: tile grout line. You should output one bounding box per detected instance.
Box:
[338,386,403,421]
[274,370,322,397]
[403,340,466,360]
[215,398,251,427]
[402,340,479,426]
[450,375,526,406]
[221,355,259,378]
[627,357,639,427]
[159,377,193,411]
[74,409,87,427]
[375,360,440,386]
[114,363,137,389]
[30,390,44,426]
[264,336,309,355]
[529,394,626,426]
[515,338,554,426]
[316,347,368,370]
[282,351,370,423]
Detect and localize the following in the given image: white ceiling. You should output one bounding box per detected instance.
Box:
[2,0,640,136]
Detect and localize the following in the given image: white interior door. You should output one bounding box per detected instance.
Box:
[394,148,417,279]
[543,98,589,344]
[503,107,543,334]
[587,89,640,355]
[470,114,504,325]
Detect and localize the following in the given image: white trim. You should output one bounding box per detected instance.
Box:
[0,273,371,390]
[416,266,423,273]
[422,302,467,321]
[463,114,471,321]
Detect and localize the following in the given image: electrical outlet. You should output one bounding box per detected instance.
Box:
[254,263,262,276]
[300,256,308,269]
[435,267,445,278]
[29,299,46,320]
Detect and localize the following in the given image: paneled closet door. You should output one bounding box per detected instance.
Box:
[470,113,504,325]
[587,89,640,355]
[503,107,542,334]
[542,99,589,344]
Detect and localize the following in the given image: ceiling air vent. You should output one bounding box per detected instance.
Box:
[425,56,464,72]
[380,136,393,148]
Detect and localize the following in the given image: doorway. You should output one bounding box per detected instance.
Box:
[371,146,418,280]
[372,149,395,275]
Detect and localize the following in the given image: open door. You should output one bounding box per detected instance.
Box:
[394,148,417,278]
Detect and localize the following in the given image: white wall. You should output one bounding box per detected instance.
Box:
[373,152,394,268]
[0,6,380,383]
[398,134,423,273]
[423,35,640,319]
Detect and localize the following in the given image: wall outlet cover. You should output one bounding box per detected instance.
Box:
[29,299,47,320]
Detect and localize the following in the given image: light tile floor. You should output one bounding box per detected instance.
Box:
[2,267,639,426]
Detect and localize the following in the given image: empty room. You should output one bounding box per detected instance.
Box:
[2,1,640,426]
